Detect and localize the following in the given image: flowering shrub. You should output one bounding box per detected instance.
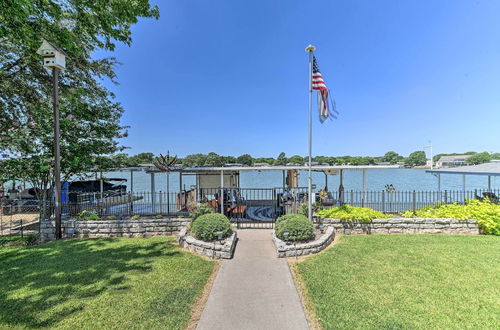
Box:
[402,199,500,235]
[317,204,391,222]
[187,202,214,221]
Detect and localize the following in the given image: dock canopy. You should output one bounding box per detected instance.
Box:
[426,160,500,192]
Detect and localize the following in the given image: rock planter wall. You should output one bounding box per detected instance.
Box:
[40,218,190,242]
[321,218,480,235]
[273,226,335,258]
[177,227,237,259]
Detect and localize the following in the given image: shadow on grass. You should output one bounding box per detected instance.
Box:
[0,237,179,328]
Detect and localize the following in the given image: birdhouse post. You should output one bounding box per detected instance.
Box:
[37,40,68,239]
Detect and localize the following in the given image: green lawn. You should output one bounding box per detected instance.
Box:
[0,237,215,329]
[295,235,500,329]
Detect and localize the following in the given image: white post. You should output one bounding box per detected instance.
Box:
[462,174,466,202]
[430,145,433,170]
[437,173,441,202]
[305,44,315,222]
[99,172,104,200]
[220,170,224,215]
[150,173,156,213]
[488,176,491,192]
[130,170,134,214]
[130,170,134,194]
[424,143,433,170]
[362,169,366,207]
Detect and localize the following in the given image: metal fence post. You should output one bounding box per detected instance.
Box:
[159,192,163,214]
[412,190,417,213]
[382,190,386,213]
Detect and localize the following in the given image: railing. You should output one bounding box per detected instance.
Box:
[332,188,500,213]
[62,191,191,218]
[1,188,497,235]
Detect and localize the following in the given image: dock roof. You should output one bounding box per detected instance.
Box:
[111,164,400,173]
[426,161,500,176]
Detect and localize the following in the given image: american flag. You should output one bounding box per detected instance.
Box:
[312,55,337,122]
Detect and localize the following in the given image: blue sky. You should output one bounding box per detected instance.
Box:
[100,0,500,158]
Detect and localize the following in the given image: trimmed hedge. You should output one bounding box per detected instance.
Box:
[191,213,232,242]
[275,214,315,242]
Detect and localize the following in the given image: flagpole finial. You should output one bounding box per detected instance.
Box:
[305,45,316,52]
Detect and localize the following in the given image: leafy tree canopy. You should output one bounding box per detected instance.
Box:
[382,151,403,164]
[405,151,427,166]
[466,152,491,165]
[236,154,253,166]
[274,152,287,166]
[0,0,159,196]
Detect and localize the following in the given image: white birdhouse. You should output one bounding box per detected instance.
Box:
[36,40,67,70]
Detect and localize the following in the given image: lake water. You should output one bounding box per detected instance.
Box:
[103,168,497,193]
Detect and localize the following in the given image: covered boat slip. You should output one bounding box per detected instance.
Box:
[137,164,399,223]
[426,160,500,203]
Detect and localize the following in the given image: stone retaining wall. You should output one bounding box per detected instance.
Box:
[40,218,190,242]
[177,227,237,259]
[273,226,335,258]
[321,218,480,235]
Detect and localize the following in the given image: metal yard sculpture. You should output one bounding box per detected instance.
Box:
[153,152,178,214]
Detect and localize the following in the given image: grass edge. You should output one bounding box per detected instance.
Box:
[287,234,342,330]
[185,261,221,330]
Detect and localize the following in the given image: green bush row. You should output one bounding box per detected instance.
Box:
[317,204,391,222]
[275,214,315,242]
[402,198,500,235]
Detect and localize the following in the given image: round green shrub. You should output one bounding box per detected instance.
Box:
[275,214,315,242]
[275,214,304,226]
[191,213,232,242]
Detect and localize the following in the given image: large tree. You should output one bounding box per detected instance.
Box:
[382,151,403,164]
[466,152,491,165]
[0,1,159,198]
[274,152,287,166]
[236,154,253,166]
[405,151,427,167]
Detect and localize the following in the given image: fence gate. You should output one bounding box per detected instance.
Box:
[221,188,275,229]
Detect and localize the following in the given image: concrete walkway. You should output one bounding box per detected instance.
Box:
[197,230,309,330]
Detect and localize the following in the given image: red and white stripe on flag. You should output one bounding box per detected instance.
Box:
[312,56,329,123]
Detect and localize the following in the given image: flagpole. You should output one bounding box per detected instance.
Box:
[305,44,316,222]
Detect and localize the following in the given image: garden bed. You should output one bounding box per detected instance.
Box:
[273,226,334,258]
[177,227,237,259]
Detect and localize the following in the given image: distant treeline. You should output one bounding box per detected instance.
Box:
[107,150,498,168]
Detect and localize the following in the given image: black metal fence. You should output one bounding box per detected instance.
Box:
[1,188,498,235]
[0,199,46,237]
[334,188,500,213]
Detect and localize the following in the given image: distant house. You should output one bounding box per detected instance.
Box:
[436,155,472,168]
